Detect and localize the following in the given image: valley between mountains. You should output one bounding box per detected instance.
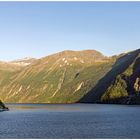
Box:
[0,49,140,104]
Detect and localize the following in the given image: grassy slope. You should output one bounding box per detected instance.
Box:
[2,49,140,104]
[0,50,114,103]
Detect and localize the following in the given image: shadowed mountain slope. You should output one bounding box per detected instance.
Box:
[80,49,140,104]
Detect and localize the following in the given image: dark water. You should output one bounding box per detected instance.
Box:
[0,104,140,139]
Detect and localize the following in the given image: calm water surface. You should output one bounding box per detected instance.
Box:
[0,103,140,139]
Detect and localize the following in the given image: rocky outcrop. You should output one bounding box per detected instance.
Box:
[0,100,9,111]
[134,77,140,93]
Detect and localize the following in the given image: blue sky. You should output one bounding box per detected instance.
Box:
[0,2,140,61]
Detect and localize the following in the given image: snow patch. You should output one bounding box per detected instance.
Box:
[27,85,30,89]
[80,60,84,63]
[62,58,66,61]
[64,60,68,63]
[74,57,78,60]
[74,82,84,92]
[11,62,31,66]
[18,86,22,92]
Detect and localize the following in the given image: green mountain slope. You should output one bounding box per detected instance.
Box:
[1,49,140,104]
[0,50,114,103]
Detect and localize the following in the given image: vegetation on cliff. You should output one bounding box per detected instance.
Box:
[100,49,140,104]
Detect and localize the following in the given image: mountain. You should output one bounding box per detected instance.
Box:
[0,50,114,103]
[0,49,140,104]
[80,49,140,104]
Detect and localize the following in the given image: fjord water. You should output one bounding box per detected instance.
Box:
[0,104,140,139]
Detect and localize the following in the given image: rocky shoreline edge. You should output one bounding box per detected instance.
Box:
[0,100,9,112]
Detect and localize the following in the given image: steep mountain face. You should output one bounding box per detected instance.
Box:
[0,50,114,103]
[101,49,140,104]
[80,49,140,104]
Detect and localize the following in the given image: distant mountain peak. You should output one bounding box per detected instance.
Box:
[10,57,36,66]
[11,57,36,62]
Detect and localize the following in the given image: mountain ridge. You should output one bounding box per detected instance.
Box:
[0,49,140,104]
[0,49,113,103]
